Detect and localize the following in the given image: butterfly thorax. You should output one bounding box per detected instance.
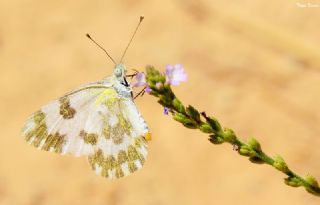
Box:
[111,64,132,99]
[113,81,132,98]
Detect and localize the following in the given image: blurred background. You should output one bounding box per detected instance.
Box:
[1,0,320,204]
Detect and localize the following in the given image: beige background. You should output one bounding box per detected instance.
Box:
[1,0,320,204]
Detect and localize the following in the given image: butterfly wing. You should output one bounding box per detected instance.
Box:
[87,96,149,179]
[21,79,150,178]
[22,80,107,155]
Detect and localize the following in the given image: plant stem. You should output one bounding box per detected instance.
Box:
[145,66,320,197]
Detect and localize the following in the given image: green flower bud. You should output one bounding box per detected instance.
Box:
[239,146,256,157]
[158,96,171,107]
[182,121,198,129]
[203,116,221,132]
[304,176,320,196]
[284,177,302,187]
[173,113,188,123]
[305,175,319,188]
[173,98,185,114]
[146,66,166,86]
[186,105,200,122]
[273,155,289,173]
[249,156,265,164]
[156,75,164,81]
[208,135,224,144]
[146,65,160,77]
[173,113,197,129]
[199,123,214,133]
[221,128,236,143]
[248,138,262,152]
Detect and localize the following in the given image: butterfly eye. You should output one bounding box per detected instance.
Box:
[114,67,122,77]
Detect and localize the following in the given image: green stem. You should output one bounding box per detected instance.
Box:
[145,66,320,197]
[257,152,274,166]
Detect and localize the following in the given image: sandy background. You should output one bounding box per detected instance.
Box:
[1,0,320,204]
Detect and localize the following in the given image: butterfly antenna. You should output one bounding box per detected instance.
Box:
[86,33,116,65]
[119,16,144,63]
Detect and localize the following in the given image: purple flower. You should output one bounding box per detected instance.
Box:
[155,82,162,88]
[132,72,146,87]
[163,107,169,115]
[165,64,187,86]
[145,86,152,93]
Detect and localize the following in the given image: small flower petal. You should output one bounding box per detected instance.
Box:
[155,82,162,88]
[165,64,187,86]
[145,86,152,93]
[163,107,169,115]
[132,72,146,87]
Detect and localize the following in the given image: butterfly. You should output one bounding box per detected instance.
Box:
[21,16,152,179]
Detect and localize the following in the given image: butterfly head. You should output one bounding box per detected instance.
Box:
[113,64,127,79]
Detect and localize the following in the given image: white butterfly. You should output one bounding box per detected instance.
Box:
[21,17,152,179]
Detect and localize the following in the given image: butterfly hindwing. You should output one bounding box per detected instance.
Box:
[87,96,149,179]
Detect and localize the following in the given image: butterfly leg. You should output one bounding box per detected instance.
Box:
[133,86,147,100]
[126,69,139,79]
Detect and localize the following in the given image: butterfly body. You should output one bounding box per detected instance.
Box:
[22,64,151,179]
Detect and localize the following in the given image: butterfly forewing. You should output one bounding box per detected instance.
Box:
[21,79,150,179]
[22,81,107,154]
